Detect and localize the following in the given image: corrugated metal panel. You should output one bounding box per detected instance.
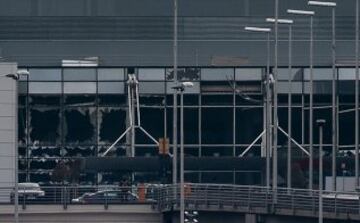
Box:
[0,16,354,40]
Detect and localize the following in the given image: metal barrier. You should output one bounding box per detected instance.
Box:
[0,183,359,219]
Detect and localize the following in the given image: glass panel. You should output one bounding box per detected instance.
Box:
[64,82,96,94]
[166,82,200,94]
[202,108,233,144]
[98,95,127,106]
[98,82,124,94]
[339,68,355,80]
[201,171,234,184]
[64,107,96,144]
[304,81,332,94]
[201,147,233,157]
[29,82,62,94]
[235,68,262,81]
[338,81,355,95]
[30,95,61,106]
[30,146,61,158]
[98,107,127,145]
[29,108,61,145]
[98,68,124,81]
[136,108,164,144]
[138,68,165,80]
[166,68,200,81]
[201,68,234,81]
[235,107,263,144]
[304,68,332,81]
[18,82,28,94]
[278,68,303,81]
[63,68,96,81]
[65,95,96,106]
[202,94,233,105]
[278,82,303,94]
[29,69,61,81]
[139,82,165,94]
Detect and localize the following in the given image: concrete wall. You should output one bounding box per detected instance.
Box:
[0,62,17,202]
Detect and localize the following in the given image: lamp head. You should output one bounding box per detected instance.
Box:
[244,26,271,33]
[266,18,294,24]
[316,119,326,127]
[287,9,315,16]
[181,82,194,88]
[308,1,336,7]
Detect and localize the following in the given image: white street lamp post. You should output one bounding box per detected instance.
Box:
[172,82,193,223]
[244,26,272,188]
[287,9,315,190]
[266,18,294,189]
[308,0,338,192]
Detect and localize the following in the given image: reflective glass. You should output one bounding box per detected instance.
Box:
[63,69,96,81]
[98,68,124,81]
[304,81,332,94]
[98,82,124,94]
[277,82,302,94]
[277,68,303,81]
[64,82,96,94]
[235,68,262,81]
[138,68,165,80]
[29,82,62,94]
[29,69,61,81]
[338,68,355,80]
[139,82,165,94]
[304,68,332,80]
[201,68,234,81]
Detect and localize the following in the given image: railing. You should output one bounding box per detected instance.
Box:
[0,185,160,209]
[0,183,359,219]
[157,184,360,218]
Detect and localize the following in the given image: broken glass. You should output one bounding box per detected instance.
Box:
[29,107,60,145]
[235,107,262,144]
[29,95,61,106]
[202,107,233,144]
[64,107,96,144]
[166,68,200,81]
[98,107,127,145]
[63,146,95,157]
[65,95,96,106]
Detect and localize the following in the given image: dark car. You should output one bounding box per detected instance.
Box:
[71,190,141,204]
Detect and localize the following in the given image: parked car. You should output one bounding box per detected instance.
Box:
[71,190,141,204]
[10,183,45,202]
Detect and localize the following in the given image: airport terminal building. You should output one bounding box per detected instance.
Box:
[0,0,358,187]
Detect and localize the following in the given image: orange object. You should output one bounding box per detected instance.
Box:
[138,184,146,202]
[184,183,192,197]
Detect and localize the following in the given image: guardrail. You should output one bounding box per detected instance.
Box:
[0,183,359,219]
[0,185,159,209]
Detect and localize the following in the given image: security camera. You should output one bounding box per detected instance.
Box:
[16,69,30,76]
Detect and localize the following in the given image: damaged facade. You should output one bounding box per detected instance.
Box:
[17,67,352,185]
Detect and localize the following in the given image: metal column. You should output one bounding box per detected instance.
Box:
[173,0,178,185]
[287,25,293,189]
[273,0,279,191]
[317,119,325,223]
[331,7,337,191]
[309,15,314,190]
[356,0,359,189]
[180,90,185,223]
[266,32,271,188]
